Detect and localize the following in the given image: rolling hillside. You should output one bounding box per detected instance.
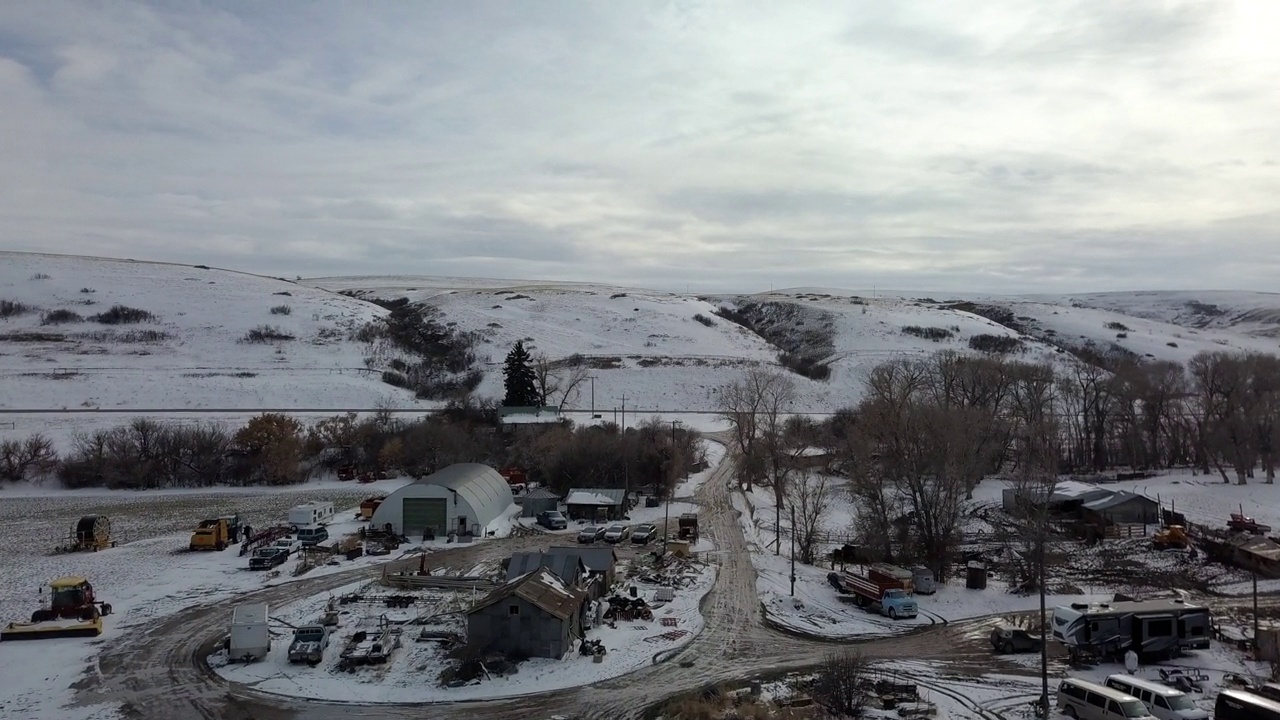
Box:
[3,253,1278,452]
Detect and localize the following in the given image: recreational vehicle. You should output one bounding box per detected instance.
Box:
[1051,599,1209,660]
[288,501,335,527]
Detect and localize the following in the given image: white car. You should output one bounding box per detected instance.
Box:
[603,524,630,543]
[272,537,302,555]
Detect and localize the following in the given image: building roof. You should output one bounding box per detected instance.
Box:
[547,545,617,573]
[498,406,565,425]
[564,488,626,506]
[505,551,586,584]
[1083,491,1157,512]
[523,487,560,501]
[1050,481,1112,503]
[1236,535,1280,561]
[470,567,586,620]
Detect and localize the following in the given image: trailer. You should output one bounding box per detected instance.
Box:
[289,501,336,527]
[831,570,918,619]
[1051,598,1210,661]
[869,563,916,595]
[228,603,271,662]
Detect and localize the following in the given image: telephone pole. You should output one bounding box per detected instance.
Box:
[665,420,680,555]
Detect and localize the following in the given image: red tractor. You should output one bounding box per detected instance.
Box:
[1228,507,1272,535]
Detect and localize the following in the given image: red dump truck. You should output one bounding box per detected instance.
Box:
[828,570,919,620]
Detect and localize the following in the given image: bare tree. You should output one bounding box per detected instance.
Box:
[1190,352,1257,484]
[812,651,869,718]
[787,470,834,564]
[532,354,591,410]
[717,366,795,492]
[0,433,58,483]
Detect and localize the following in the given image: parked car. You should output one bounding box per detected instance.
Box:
[578,526,601,544]
[603,524,630,543]
[248,547,288,570]
[536,511,568,530]
[287,624,330,666]
[990,625,1043,653]
[272,537,302,555]
[631,524,658,544]
[295,525,329,547]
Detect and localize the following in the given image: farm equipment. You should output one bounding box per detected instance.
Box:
[828,569,918,619]
[337,465,356,482]
[1228,507,1271,535]
[239,524,291,556]
[677,513,699,541]
[1152,524,1192,550]
[190,518,232,551]
[56,515,115,553]
[358,496,384,520]
[602,595,654,622]
[1,577,113,641]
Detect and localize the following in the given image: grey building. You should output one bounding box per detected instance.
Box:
[547,545,618,595]
[370,464,515,538]
[467,567,587,659]
[504,551,586,586]
[519,488,561,518]
[564,488,628,522]
[1082,491,1160,525]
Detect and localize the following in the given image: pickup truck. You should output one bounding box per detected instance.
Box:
[288,624,329,666]
[248,547,288,570]
[829,570,918,619]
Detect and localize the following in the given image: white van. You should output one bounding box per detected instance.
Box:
[1058,678,1159,720]
[1104,675,1208,720]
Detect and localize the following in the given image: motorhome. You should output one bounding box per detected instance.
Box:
[1217,689,1280,720]
[1051,599,1209,660]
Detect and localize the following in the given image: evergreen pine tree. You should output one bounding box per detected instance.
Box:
[502,341,539,407]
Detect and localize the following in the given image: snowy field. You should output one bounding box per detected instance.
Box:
[213,562,718,702]
[0,252,417,412]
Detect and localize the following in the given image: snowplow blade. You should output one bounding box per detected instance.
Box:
[1,617,102,641]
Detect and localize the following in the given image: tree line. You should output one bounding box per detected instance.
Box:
[717,349,1280,579]
[1,403,701,496]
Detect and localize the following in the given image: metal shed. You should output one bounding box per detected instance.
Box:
[563,488,628,522]
[1082,491,1159,524]
[520,488,561,518]
[546,546,618,595]
[504,551,586,586]
[467,567,587,659]
[370,464,515,538]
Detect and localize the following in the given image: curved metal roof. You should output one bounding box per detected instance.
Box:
[407,463,514,527]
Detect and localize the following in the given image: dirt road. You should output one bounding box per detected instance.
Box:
[74,442,1007,720]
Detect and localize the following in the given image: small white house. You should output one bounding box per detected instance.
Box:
[288,501,335,527]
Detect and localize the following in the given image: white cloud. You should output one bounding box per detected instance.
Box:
[0,0,1277,293]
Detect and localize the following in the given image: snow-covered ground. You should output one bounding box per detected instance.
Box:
[0,252,416,413]
[1051,290,1280,339]
[212,561,718,702]
[0,481,544,720]
[675,441,726,499]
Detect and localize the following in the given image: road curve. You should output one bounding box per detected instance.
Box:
[74,440,1006,720]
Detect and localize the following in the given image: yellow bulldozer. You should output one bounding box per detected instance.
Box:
[1153,525,1192,551]
[1,577,113,641]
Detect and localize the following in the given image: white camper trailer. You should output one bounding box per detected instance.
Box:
[288,501,336,527]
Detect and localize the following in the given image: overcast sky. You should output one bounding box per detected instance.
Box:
[1,1,1277,294]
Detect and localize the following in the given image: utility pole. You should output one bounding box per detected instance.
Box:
[1039,523,1048,717]
[621,393,627,431]
[665,420,680,556]
[790,505,797,597]
[1255,570,1260,655]
[588,376,596,418]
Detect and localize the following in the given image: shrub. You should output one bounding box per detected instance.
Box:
[968,334,1023,354]
[1116,332,1128,339]
[241,325,295,343]
[1105,321,1131,332]
[779,351,832,380]
[269,304,292,315]
[91,305,155,324]
[692,313,716,327]
[1167,341,1178,348]
[381,370,410,388]
[75,329,169,343]
[41,309,83,325]
[29,273,51,280]
[0,434,58,482]
[0,299,33,318]
[610,293,627,299]
[813,651,868,717]
[901,325,954,341]
[80,287,96,294]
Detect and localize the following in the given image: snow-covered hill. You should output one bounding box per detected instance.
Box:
[3,253,1278,433]
[1040,290,1280,339]
[0,252,414,411]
